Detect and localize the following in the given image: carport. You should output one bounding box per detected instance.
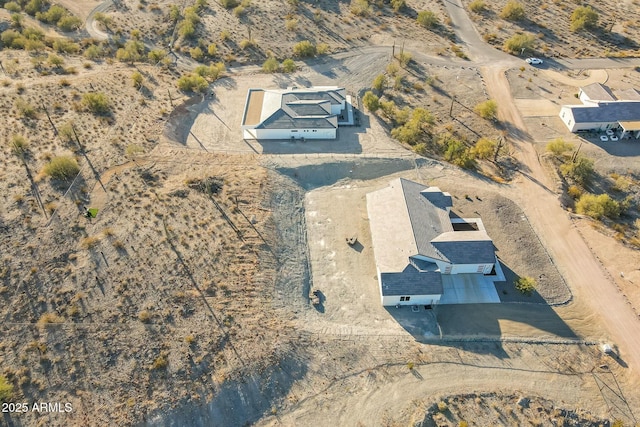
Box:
[618,121,640,139]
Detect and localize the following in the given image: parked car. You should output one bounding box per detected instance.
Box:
[600,135,609,142]
[526,58,543,65]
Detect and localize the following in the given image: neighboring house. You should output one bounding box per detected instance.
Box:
[241,86,353,140]
[559,83,640,139]
[366,178,496,307]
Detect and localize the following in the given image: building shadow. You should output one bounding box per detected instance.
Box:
[579,132,640,158]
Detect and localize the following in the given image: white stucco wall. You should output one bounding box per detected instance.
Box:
[243,128,336,140]
[382,294,441,307]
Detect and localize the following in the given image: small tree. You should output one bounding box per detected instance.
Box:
[503,33,535,54]
[500,0,525,21]
[177,74,208,92]
[43,156,80,180]
[82,92,111,114]
[190,46,204,60]
[560,156,594,185]
[362,91,380,112]
[571,6,598,32]
[262,57,279,73]
[417,11,439,28]
[148,49,167,63]
[207,43,218,56]
[57,15,82,32]
[515,276,536,296]
[474,99,498,120]
[281,58,296,73]
[575,193,621,220]
[546,138,574,157]
[293,40,316,57]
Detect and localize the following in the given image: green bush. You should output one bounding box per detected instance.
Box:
[207,43,217,56]
[131,71,143,88]
[293,40,316,57]
[417,10,439,28]
[178,20,196,39]
[10,134,28,155]
[177,74,208,92]
[390,0,405,12]
[148,48,167,62]
[372,74,386,91]
[469,0,486,13]
[25,0,46,16]
[4,2,21,13]
[53,39,79,53]
[575,193,621,220]
[15,97,37,118]
[262,57,279,73]
[503,33,535,54]
[84,44,103,60]
[281,58,296,73]
[362,91,379,112]
[350,0,370,16]
[116,40,144,63]
[515,276,536,295]
[44,156,80,180]
[82,92,111,114]
[0,375,13,402]
[500,0,525,21]
[391,108,434,145]
[560,156,594,185]
[57,15,82,32]
[190,46,203,60]
[474,99,498,120]
[36,5,66,24]
[472,137,496,159]
[571,6,598,32]
[546,138,574,156]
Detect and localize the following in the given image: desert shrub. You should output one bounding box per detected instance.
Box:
[82,92,111,114]
[500,0,525,21]
[36,5,65,24]
[293,40,316,57]
[546,138,574,156]
[193,62,225,80]
[0,375,13,402]
[379,100,397,120]
[220,29,231,41]
[58,121,75,143]
[233,5,245,17]
[503,33,535,54]
[469,0,486,13]
[15,97,37,118]
[390,0,405,12]
[393,75,405,90]
[239,38,254,49]
[138,310,151,322]
[10,134,28,155]
[362,91,380,112]
[386,62,400,76]
[571,6,598,32]
[472,137,496,159]
[22,27,44,40]
[1,29,22,47]
[57,15,82,31]
[84,44,103,60]
[474,99,498,120]
[560,156,594,185]
[47,53,64,67]
[4,2,21,13]
[567,185,582,199]
[281,58,296,72]
[25,0,46,16]
[131,71,143,88]
[148,48,166,62]
[116,40,144,63]
[37,312,64,327]
[612,175,632,192]
[372,74,386,91]
[437,401,448,412]
[220,0,239,8]
[397,51,412,67]
[126,143,144,157]
[207,43,217,56]
[178,20,196,38]
[93,12,112,29]
[316,42,329,55]
[43,156,79,180]
[262,57,279,73]
[391,108,434,145]
[515,276,536,295]
[285,18,297,31]
[52,39,79,53]
[575,193,621,220]
[152,352,168,369]
[190,46,203,60]
[350,0,370,16]
[417,10,439,28]
[177,74,208,92]
[413,143,428,156]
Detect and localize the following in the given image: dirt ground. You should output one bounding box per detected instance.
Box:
[463,0,640,58]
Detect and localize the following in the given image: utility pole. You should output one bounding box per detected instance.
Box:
[42,102,58,136]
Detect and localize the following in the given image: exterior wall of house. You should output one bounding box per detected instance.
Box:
[432,260,493,275]
[243,128,336,140]
[381,294,441,307]
[330,103,344,115]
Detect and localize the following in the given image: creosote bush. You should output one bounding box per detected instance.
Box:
[500,0,525,21]
[575,193,621,220]
[503,33,535,54]
[0,375,13,402]
[293,40,316,57]
[571,6,598,32]
[474,99,498,120]
[515,276,536,295]
[43,156,79,180]
[546,138,574,157]
[417,10,439,29]
[82,92,111,114]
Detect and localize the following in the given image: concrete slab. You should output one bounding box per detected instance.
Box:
[439,273,500,304]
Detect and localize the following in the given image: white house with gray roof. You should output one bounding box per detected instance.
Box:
[560,83,640,139]
[367,178,496,306]
[241,86,352,140]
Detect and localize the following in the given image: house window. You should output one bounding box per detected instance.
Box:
[400,296,411,302]
[291,130,298,133]
[312,130,317,132]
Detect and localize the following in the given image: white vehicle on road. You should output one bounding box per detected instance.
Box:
[526,58,543,65]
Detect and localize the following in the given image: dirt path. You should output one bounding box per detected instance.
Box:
[541,68,609,87]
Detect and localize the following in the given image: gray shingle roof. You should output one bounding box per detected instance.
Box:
[283,90,345,105]
[617,88,640,101]
[581,83,616,101]
[381,265,443,296]
[569,101,640,124]
[399,178,453,261]
[431,231,496,265]
[257,109,337,129]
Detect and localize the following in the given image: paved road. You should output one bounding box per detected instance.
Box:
[443,0,640,375]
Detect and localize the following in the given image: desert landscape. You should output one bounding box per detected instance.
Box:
[1,0,640,426]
